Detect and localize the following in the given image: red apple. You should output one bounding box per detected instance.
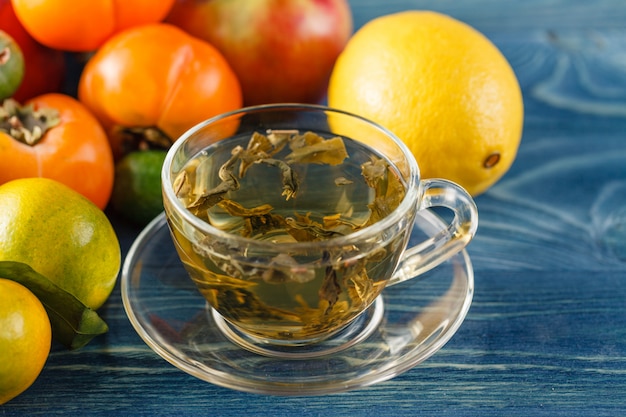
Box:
[166,0,353,106]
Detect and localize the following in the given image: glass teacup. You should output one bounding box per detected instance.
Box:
[162,104,478,348]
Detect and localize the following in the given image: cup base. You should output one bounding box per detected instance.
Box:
[210,296,385,359]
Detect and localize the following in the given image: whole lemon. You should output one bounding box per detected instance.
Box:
[0,178,121,310]
[328,11,523,196]
[0,278,52,405]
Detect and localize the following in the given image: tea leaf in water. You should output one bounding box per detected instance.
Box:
[215,199,287,237]
[330,246,374,306]
[258,157,299,200]
[362,157,406,225]
[285,132,349,165]
[334,176,353,186]
[285,214,345,241]
[368,172,405,225]
[216,288,302,322]
[243,212,287,238]
[218,199,274,217]
[238,132,276,177]
[266,129,296,148]
[184,258,258,291]
[183,148,241,215]
[361,156,388,188]
[304,302,352,335]
[322,213,364,233]
[237,130,295,177]
[318,251,342,312]
[173,170,191,199]
[190,238,250,280]
[347,269,374,304]
[262,253,316,284]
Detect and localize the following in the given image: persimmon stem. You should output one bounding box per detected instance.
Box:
[111,125,174,155]
[0,99,60,146]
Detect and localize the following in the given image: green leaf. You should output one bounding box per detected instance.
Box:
[0,261,108,350]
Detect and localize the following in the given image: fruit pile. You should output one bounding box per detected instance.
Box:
[0,0,523,405]
[1,0,353,225]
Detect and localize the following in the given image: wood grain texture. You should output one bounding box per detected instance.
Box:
[2,1,626,416]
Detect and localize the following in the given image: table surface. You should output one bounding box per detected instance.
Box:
[4,1,626,416]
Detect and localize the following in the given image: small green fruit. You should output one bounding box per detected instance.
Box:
[112,150,167,226]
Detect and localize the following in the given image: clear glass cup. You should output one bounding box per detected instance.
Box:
[161,104,478,350]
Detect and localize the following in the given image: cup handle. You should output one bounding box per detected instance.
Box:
[388,178,478,286]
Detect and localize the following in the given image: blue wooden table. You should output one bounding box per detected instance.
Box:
[3,1,626,415]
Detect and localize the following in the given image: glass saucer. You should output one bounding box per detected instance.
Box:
[121,210,474,396]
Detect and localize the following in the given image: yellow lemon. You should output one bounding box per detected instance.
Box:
[328,11,523,196]
[0,278,52,405]
[0,178,121,310]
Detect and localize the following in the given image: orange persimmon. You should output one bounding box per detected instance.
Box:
[0,94,115,209]
[78,23,242,159]
[10,0,175,52]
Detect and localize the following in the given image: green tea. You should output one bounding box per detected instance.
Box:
[168,130,408,343]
